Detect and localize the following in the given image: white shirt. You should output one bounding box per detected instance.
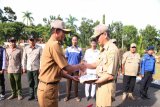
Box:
[83,48,100,74]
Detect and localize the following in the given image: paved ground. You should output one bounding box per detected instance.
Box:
[0,74,160,107]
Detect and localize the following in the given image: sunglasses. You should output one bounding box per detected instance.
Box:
[10,40,16,43]
[29,39,34,41]
[96,33,104,40]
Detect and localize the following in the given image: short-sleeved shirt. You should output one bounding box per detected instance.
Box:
[122,51,140,76]
[39,38,68,83]
[6,47,22,73]
[83,48,100,74]
[65,46,82,65]
[96,40,119,77]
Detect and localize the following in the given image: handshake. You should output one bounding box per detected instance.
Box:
[79,61,87,76]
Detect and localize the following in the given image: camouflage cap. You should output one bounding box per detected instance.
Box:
[90,24,108,39]
[130,43,136,47]
[50,20,71,32]
[111,39,117,43]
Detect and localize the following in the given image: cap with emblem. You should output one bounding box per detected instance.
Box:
[90,24,108,39]
[9,37,16,42]
[147,46,154,50]
[130,43,136,48]
[111,39,117,43]
[28,35,35,40]
[50,20,71,32]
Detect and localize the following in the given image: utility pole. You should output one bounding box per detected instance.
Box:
[102,14,105,24]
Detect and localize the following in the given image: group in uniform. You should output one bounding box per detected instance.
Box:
[0,19,157,107]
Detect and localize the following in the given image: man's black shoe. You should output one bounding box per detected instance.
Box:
[144,95,150,99]
[28,96,35,101]
[86,97,89,101]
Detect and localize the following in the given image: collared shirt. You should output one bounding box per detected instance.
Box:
[6,47,22,73]
[96,40,119,77]
[83,48,100,74]
[39,38,68,83]
[0,47,6,70]
[22,45,42,71]
[140,54,156,75]
[122,51,140,76]
[65,46,82,65]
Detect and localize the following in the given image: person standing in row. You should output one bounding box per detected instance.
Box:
[6,37,23,100]
[84,24,119,106]
[140,46,156,99]
[37,20,85,107]
[121,43,140,101]
[22,35,42,101]
[0,46,6,100]
[83,39,99,101]
[64,35,82,102]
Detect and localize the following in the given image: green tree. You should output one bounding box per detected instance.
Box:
[65,15,78,46]
[109,21,123,48]
[0,22,25,41]
[102,14,105,24]
[79,18,99,48]
[43,15,63,26]
[123,25,138,49]
[140,25,159,50]
[22,11,34,26]
[0,7,17,23]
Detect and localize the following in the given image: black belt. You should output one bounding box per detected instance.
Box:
[40,81,59,85]
[145,71,153,74]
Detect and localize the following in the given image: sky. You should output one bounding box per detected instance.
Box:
[0,0,160,29]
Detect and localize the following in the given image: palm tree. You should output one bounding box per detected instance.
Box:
[22,11,34,26]
[66,15,78,28]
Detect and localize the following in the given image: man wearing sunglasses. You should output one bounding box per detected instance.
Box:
[22,35,42,101]
[121,43,140,101]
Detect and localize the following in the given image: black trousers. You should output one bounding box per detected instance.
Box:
[0,73,5,95]
[140,72,153,96]
[123,75,136,93]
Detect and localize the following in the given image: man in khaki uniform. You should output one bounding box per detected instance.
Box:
[121,43,140,101]
[6,37,23,100]
[22,35,42,101]
[85,24,119,106]
[38,20,84,107]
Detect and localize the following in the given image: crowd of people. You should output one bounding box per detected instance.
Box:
[0,20,156,107]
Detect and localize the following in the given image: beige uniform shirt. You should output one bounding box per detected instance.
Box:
[6,47,22,73]
[39,38,68,83]
[96,40,119,78]
[22,45,42,71]
[122,51,140,76]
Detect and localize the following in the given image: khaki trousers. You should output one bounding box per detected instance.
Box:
[96,81,115,107]
[37,82,58,107]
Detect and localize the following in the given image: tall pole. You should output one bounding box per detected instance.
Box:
[122,35,123,49]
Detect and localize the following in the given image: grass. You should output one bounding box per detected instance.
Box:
[153,63,160,80]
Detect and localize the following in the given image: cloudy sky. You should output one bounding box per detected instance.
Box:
[0,0,160,29]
